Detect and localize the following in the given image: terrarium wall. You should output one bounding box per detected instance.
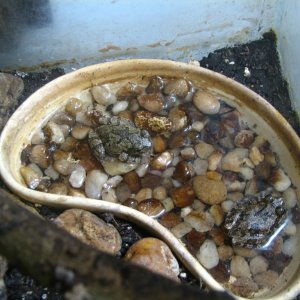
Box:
[0,0,299,113]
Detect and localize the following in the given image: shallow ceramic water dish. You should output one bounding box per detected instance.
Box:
[0,59,300,300]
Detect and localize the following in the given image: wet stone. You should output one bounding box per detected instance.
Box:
[123,170,141,193]
[185,229,206,255]
[137,199,165,217]
[209,262,230,283]
[173,161,192,182]
[196,239,219,269]
[141,174,161,188]
[171,184,195,208]
[115,182,131,203]
[124,238,180,281]
[159,212,182,229]
[54,209,122,255]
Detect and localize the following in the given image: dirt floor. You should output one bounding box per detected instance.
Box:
[1,31,299,299]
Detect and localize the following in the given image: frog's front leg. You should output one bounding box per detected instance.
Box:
[88,130,106,162]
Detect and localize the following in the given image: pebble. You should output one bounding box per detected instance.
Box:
[137,93,164,112]
[218,245,233,261]
[68,188,86,197]
[282,236,297,256]
[283,187,298,208]
[239,167,254,180]
[55,209,121,254]
[171,222,192,238]
[135,188,152,202]
[123,198,138,209]
[46,121,66,144]
[76,111,93,126]
[59,124,71,138]
[151,151,173,170]
[29,144,49,169]
[44,165,60,180]
[209,227,226,246]
[230,255,251,278]
[233,247,257,258]
[91,85,117,106]
[153,186,167,201]
[185,229,206,254]
[227,192,243,202]
[51,112,75,126]
[184,210,214,232]
[146,76,164,93]
[193,90,220,115]
[171,184,195,208]
[169,106,187,131]
[231,277,258,298]
[112,100,128,115]
[71,125,91,140]
[161,197,174,212]
[61,136,78,152]
[123,171,141,193]
[234,130,255,148]
[249,256,268,275]
[196,239,219,269]
[173,161,192,182]
[65,97,83,116]
[249,146,264,166]
[221,148,249,172]
[135,162,149,177]
[206,171,222,181]
[20,166,41,189]
[270,168,291,192]
[101,188,118,203]
[141,174,161,188]
[69,164,86,188]
[193,175,227,205]
[159,212,181,228]
[85,170,108,199]
[284,220,297,236]
[134,111,172,133]
[137,199,165,217]
[180,147,196,160]
[31,129,45,144]
[49,182,68,195]
[53,159,73,176]
[101,159,138,176]
[124,238,179,281]
[208,151,222,171]
[209,205,224,226]
[253,270,279,288]
[191,121,205,132]
[193,158,208,175]
[152,135,167,153]
[164,79,189,98]
[195,142,215,159]
[221,200,234,212]
[115,182,131,203]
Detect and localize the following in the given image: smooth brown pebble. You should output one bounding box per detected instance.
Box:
[152,135,167,153]
[163,79,189,98]
[115,182,131,203]
[124,237,179,281]
[137,199,165,217]
[137,93,164,113]
[185,229,206,255]
[54,209,121,255]
[173,161,192,182]
[141,174,161,188]
[123,171,141,193]
[171,184,195,208]
[159,212,182,229]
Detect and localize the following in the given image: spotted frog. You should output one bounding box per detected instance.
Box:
[224,189,288,249]
[88,116,152,164]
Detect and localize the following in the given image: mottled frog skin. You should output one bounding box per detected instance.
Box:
[88,116,152,164]
[225,189,288,249]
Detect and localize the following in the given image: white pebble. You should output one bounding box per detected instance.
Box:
[135,188,152,202]
[193,158,208,175]
[161,197,174,212]
[230,255,251,278]
[221,200,234,212]
[171,222,192,239]
[153,186,167,201]
[284,220,297,236]
[28,163,43,177]
[75,111,93,126]
[192,200,206,211]
[191,121,205,132]
[31,129,45,144]
[136,163,149,177]
[69,165,86,188]
[112,101,128,115]
[53,159,73,176]
[180,147,196,160]
[282,237,297,256]
[195,142,214,159]
[249,256,268,275]
[162,167,175,178]
[105,175,123,188]
[44,165,60,180]
[71,125,91,140]
[184,211,214,232]
[85,170,108,199]
[197,240,219,269]
[78,89,93,107]
[283,188,298,208]
[221,148,249,172]
[91,85,117,106]
[239,167,254,180]
[47,121,65,144]
[180,206,193,218]
[208,152,222,171]
[101,188,118,203]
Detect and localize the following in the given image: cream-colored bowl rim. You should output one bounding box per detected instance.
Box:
[0,59,300,300]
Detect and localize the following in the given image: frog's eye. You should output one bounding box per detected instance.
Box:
[275,206,285,216]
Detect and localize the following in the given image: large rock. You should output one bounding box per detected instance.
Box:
[54,209,122,255]
[124,238,179,281]
[0,72,24,131]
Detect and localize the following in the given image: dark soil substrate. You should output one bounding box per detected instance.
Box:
[1,31,300,299]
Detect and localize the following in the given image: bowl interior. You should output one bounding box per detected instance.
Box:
[1,59,300,299]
